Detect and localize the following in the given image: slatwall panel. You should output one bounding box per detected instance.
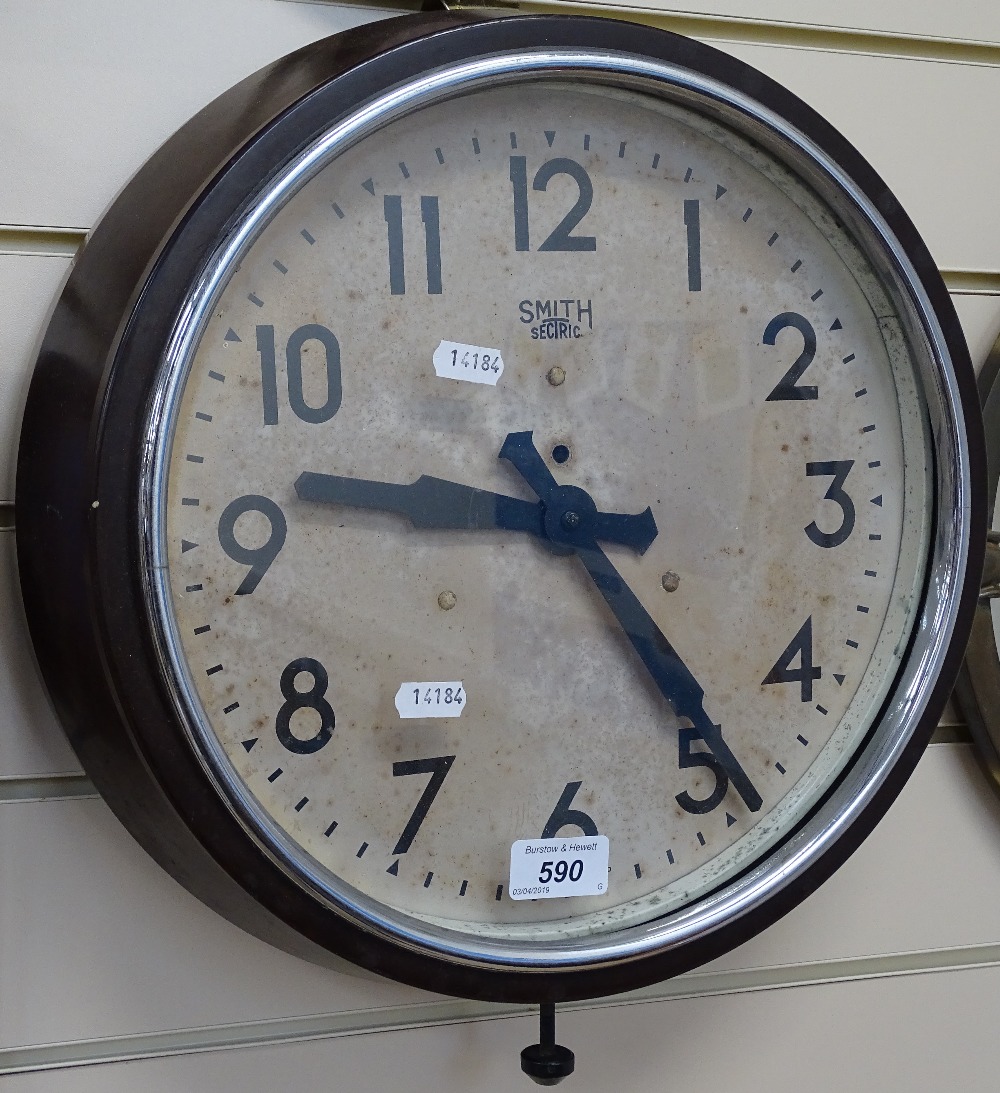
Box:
[2,1,999,1087]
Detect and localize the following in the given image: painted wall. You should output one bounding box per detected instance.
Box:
[2,1,1000,1088]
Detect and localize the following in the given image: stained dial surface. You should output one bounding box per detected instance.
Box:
[160,79,929,942]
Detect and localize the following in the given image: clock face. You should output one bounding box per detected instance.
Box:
[155,71,930,945]
[17,15,981,1000]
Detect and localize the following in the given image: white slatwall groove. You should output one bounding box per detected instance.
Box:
[2,2,1000,1088]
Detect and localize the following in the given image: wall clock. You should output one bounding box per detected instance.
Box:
[16,11,984,1083]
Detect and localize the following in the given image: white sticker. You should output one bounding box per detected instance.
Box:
[508,836,610,900]
[433,340,504,386]
[395,682,466,719]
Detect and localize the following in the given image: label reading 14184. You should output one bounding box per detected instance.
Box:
[508,836,610,900]
[394,681,466,719]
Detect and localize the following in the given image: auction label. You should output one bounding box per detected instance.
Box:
[508,836,610,900]
[433,340,504,386]
[395,682,466,719]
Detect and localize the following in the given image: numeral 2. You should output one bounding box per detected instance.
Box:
[764,312,818,401]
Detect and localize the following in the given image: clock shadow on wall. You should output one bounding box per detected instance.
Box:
[14,11,984,1084]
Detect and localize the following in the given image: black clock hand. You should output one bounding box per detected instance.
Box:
[572,537,762,812]
[295,471,658,555]
[500,430,762,813]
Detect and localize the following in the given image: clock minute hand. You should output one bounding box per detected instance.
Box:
[573,537,762,812]
[294,471,657,555]
[499,429,761,813]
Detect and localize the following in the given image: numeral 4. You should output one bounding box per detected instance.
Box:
[762,616,822,702]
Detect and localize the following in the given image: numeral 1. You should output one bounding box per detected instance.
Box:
[684,199,701,291]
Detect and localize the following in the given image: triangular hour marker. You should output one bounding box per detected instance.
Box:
[726,812,737,827]
[834,673,845,685]
[362,177,375,195]
[871,495,883,507]
[386,859,400,876]
[830,318,843,331]
[241,738,258,752]
[544,130,556,146]
[181,540,197,552]
[224,328,241,343]
[715,184,727,199]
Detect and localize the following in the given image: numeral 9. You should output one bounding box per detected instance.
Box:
[217,494,287,594]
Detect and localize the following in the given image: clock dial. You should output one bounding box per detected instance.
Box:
[158,78,928,941]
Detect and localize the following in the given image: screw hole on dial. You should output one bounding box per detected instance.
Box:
[661,571,680,592]
[551,444,571,464]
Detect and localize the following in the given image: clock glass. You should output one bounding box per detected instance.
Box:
[152,61,934,954]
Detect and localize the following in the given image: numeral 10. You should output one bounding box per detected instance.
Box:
[256,324,342,426]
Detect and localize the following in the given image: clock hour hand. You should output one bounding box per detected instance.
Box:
[500,429,761,812]
[294,471,658,555]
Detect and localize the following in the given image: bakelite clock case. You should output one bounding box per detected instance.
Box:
[15,12,985,1004]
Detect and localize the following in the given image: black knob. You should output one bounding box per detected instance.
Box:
[521,1003,575,1086]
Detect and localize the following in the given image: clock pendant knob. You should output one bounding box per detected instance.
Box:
[520,1003,575,1085]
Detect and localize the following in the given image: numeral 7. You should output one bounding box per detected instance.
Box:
[391,755,455,854]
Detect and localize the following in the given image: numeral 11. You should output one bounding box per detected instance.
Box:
[384,195,443,295]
